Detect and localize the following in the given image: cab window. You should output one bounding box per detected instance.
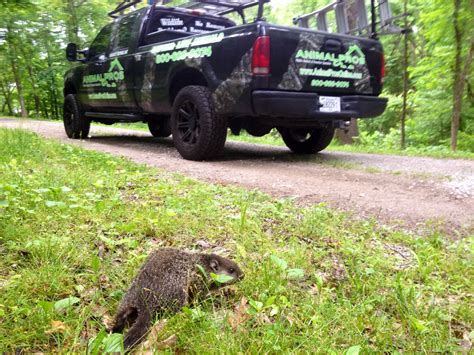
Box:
[110,11,141,54]
[88,24,113,60]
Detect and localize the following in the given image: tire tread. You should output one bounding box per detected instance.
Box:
[172,86,227,161]
[63,94,90,139]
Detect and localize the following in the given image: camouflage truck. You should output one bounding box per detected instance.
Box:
[64,0,387,160]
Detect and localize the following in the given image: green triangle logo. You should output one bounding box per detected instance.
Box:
[346,45,365,59]
[109,58,124,72]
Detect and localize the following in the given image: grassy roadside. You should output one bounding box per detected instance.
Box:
[0,128,473,353]
[2,116,473,160]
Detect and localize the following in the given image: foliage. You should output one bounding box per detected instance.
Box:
[0,128,472,353]
[0,0,130,118]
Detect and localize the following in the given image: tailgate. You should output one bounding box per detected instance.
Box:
[266,25,384,96]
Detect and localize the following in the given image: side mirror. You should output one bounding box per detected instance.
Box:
[66,43,78,62]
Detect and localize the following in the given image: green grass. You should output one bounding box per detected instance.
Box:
[0,128,473,353]
[326,142,474,160]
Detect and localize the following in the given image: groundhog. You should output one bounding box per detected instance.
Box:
[111,248,243,350]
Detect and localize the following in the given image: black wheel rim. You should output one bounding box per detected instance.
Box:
[177,100,200,145]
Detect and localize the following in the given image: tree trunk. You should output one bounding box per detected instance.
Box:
[401,0,409,150]
[6,24,27,118]
[451,0,474,151]
[41,99,50,120]
[19,45,41,117]
[43,31,60,119]
[65,0,81,45]
[0,79,14,115]
[335,0,359,144]
[9,57,27,118]
[345,0,358,32]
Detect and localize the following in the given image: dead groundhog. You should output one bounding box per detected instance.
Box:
[111,248,243,350]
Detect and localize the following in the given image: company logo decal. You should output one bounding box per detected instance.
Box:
[296,44,366,69]
[295,44,367,89]
[83,58,125,89]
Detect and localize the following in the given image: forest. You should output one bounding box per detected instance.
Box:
[0,0,473,153]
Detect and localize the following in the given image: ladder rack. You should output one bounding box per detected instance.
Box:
[109,0,269,22]
[180,0,270,23]
[293,0,405,37]
[108,0,143,18]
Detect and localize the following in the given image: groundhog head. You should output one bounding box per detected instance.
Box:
[203,254,244,284]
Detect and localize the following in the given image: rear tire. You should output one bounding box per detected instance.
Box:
[279,127,335,154]
[171,86,227,161]
[63,94,90,139]
[148,117,171,138]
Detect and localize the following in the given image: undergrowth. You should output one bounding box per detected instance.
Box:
[0,128,472,353]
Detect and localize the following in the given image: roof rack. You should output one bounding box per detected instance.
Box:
[108,0,143,18]
[108,0,269,22]
[179,0,270,23]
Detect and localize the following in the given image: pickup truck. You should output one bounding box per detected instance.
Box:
[64,0,387,161]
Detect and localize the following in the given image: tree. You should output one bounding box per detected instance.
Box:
[451,0,474,151]
[0,0,118,118]
[335,0,359,145]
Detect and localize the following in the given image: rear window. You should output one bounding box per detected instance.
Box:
[153,13,233,33]
[142,9,235,46]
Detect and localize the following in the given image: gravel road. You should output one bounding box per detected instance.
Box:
[1,118,473,233]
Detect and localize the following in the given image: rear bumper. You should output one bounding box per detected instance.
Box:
[252,90,388,120]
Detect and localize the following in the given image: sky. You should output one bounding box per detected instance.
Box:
[271,0,291,6]
[270,0,291,7]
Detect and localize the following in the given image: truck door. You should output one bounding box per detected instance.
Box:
[80,24,113,109]
[99,11,143,111]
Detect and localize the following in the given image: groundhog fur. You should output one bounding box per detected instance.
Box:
[111,248,243,350]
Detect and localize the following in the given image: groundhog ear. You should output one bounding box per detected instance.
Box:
[210,259,219,272]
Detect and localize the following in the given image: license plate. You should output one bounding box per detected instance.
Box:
[319,96,341,113]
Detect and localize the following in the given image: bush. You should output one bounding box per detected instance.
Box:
[457,131,474,152]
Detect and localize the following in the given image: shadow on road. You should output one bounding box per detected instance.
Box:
[87,133,346,165]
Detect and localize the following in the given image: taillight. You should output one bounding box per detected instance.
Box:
[252,36,271,76]
[380,52,385,83]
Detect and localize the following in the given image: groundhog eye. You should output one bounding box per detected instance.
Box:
[229,268,235,273]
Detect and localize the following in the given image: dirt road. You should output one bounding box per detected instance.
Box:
[1,118,473,233]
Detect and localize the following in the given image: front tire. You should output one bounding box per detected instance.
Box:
[63,94,90,139]
[279,127,335,154]
[171,86,227,161]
